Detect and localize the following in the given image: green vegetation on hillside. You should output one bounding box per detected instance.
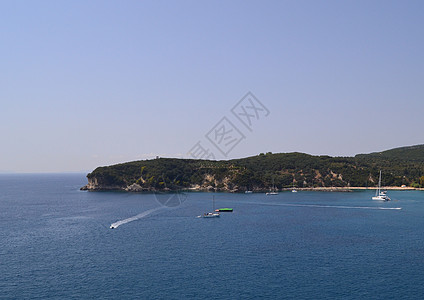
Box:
[84,145,424,191]
[356,144,424,162]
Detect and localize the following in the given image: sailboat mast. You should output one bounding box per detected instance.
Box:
[377,170,382,196]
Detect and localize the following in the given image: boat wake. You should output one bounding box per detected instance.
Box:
[110,207,163,229]
[280,204,402,210]
[244,202,402,210]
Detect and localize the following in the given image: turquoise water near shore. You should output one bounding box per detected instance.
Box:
[1,174,424,299]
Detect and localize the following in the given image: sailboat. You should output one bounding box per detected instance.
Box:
[291,181,298,193]
[372,170,391,201]
[202,195,220,218]
[245,185,253,193]
[266,177,278,195]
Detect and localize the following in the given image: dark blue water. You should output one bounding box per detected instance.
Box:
[1,174,424,299]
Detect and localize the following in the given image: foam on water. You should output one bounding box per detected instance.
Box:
[245,202,402,210]
[110,207,163,229]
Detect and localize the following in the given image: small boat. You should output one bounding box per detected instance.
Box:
[202,212,220,218]
[202,195,220,218]
[245,190,253,194]
[110,225,115,229]
[292,189,298,193]
[266,178,278,195]
[372,170,391,201]
[215,208,233,212]
[291,182,297,193]
[266,192,279,195]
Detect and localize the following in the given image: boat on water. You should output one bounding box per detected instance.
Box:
[372,190,390,201]
[292,181,297,193]
[266,191,279,195]
[202,212,220,218]
[266,178,278,195]
[372,170,391,201]
[201,195,220,218]
[215,208,233,212]
[245,190,253,194]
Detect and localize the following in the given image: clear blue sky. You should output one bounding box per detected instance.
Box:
[1,0,423,172]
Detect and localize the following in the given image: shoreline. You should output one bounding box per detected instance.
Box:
[283,187,421,192]
[81,185,424,193]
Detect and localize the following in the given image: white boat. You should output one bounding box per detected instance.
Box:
[266,178,278,195]
[202,195,220,218]
[245,190,253,194]
[372,170,391,201]
[292,181,297,193]
[202,212,220,218]
[266,191,279,195]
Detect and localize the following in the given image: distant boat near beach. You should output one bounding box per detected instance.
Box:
[372,170,391,201]
[266,178,278,195]
[292,181,298,193]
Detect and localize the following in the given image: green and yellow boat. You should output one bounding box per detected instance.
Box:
[215,208,233,212]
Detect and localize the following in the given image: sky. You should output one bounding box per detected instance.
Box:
[1,0,423,173]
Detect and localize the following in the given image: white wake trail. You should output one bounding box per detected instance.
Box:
[110,207,163,229]
[281,203,402,210]
[244,202,402,210]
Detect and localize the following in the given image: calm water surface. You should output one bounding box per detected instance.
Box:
[1,174,424,299]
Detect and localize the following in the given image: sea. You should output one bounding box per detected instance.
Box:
[1,173,424,299]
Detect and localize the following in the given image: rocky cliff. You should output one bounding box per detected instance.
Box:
[81,146,424,192]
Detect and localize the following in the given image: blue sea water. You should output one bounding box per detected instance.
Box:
[1,174,424,299]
